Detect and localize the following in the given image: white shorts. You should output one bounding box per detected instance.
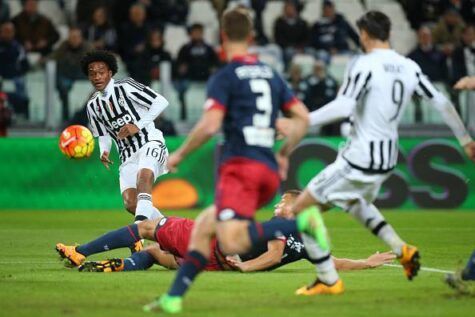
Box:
[119,141,169,193]
[307,156,391,210]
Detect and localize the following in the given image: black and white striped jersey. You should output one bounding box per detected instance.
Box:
[86,77,169,163]
[339,49,447,173]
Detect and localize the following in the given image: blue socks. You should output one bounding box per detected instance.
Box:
[462,250,475,281]
[76,224,140,256]
[247,218,298,247]
[123,251,156,271]
[168,250,208,297]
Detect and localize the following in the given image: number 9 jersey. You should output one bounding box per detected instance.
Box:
[337,49,448,174]
[204,55,299,172]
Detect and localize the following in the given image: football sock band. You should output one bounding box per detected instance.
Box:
[76,224,140,257]
[123,251,156,271]
[135,193,156,222]
[247,218,298,249]
[347,202,405,256]
[301,233,339,285]
[168,250,208,297]
[462,250,475,281]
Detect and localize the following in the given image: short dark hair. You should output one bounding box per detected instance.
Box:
[222,8,253,41]
[284,189,302,198]
[188,23,204,33]
[80,50,118,76]
[356,11,391,41]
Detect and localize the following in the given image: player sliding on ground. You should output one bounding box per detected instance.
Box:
[55,191,395,273]
[283,11,475,295]
[78,50,170,253]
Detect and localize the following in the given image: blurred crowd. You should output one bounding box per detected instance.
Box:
[0,0,474,136]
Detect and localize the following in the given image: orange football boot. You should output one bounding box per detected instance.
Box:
[295,279,344,296]
[399,244,421,280]
[55,243,85,267]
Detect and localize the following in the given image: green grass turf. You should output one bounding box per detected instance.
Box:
[0,210,474,317]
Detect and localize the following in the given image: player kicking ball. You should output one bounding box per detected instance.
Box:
[286,11,475,295]
[56,51,170,255]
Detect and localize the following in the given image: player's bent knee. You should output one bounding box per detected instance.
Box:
[137,219,160,240]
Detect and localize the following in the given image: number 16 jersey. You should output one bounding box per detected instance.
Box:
[204,55,299,171]
[338,49,440,174]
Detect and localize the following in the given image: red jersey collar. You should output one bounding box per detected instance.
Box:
[231,54,258,64]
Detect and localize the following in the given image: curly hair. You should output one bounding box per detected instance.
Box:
[80,50,118,76]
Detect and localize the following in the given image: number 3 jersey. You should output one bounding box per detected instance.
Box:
[338,49,442,173]
[204,55,299,171]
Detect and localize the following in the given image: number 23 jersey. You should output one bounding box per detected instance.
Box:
[204,55,299,171]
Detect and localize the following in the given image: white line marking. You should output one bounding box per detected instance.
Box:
[384,263,454,274]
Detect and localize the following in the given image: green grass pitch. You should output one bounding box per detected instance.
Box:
[0,210,474,317]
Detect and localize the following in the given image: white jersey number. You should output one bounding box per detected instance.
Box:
[243,79,275,148]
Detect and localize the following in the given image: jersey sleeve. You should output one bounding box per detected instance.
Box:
[337,56,373,101]
[277,72,300,112]
[86,101,106,137]
[204,71,230,112]
[122,77,164,110]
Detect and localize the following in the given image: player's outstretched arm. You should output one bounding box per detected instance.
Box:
[277,102,309,180]
[168,109,224,171]
[417,74,475,161]
[226,240,285,272]
[454,76,475,90]
[308,96,356,127]
[333,251,396,271]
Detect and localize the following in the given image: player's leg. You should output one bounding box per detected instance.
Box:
[343,178,420,280]
[135,141,168,222]
[122,188,137,215]
[148,209,216,313]
[462,250,475,280]
[79,244,177,272]
[291,189,343,295]
[215,162,323,258]
[56,218,162,266]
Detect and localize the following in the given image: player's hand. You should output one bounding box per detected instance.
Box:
[167,152,183,173]
[276,118,292,139]
[454,76,475,90]
[365,251,396,269]
[464,141,475,162]
[276,152,289,181]
[225,255,245,272]
[118,124,139,140]
[100,151,113,170]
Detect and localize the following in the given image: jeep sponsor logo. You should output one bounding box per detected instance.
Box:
[110,114,133,129]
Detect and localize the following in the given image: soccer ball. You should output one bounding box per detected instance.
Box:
[59,125,95,159]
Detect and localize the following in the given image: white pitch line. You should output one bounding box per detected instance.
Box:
[384,263,454,274]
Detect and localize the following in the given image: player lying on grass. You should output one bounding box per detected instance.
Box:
[277,11,475,295]
[56,191,395,273]
[77,190,395,273]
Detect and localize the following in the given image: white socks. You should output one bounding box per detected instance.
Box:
[135,193,163,222]
[301,233,339,285]
[347,201,405,256]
